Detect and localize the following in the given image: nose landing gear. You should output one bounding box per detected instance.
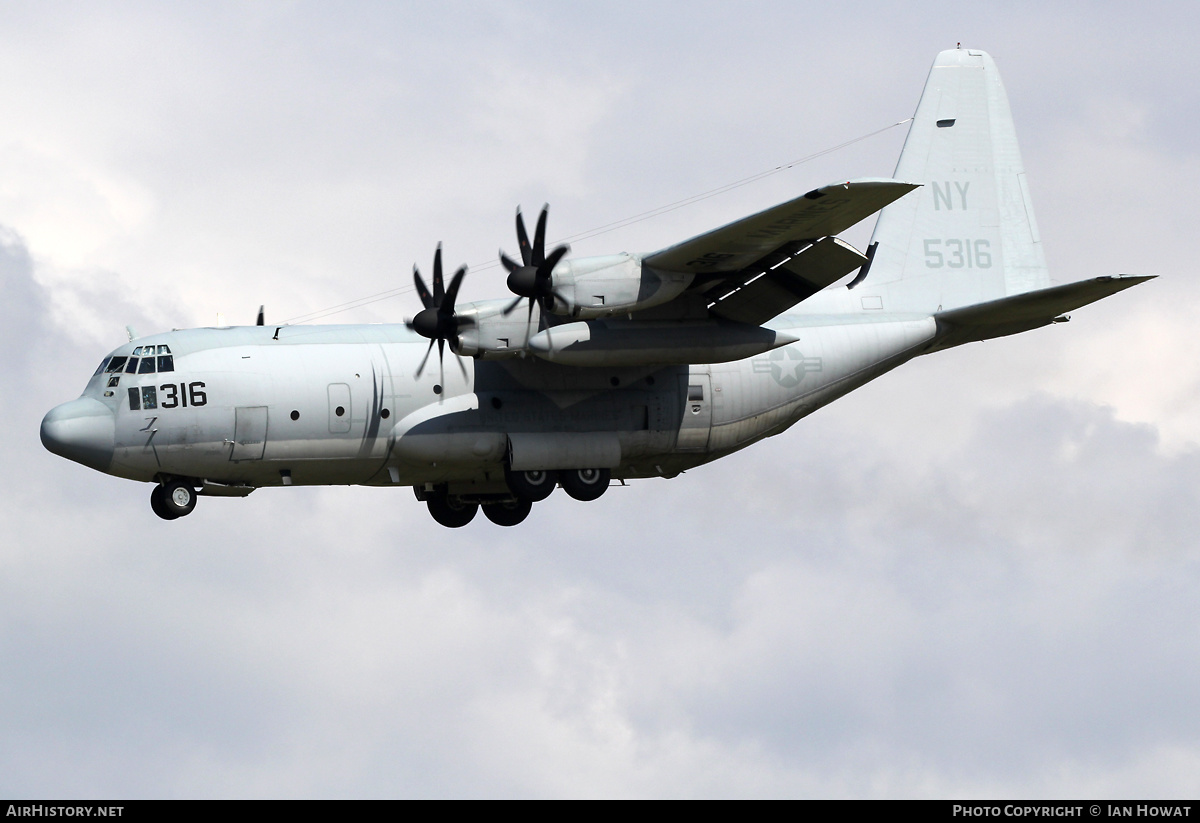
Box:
[150,480,197,520]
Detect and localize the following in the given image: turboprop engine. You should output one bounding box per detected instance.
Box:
[498,206,694,320]
[453,202,800,366]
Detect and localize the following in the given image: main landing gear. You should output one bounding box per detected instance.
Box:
[150,479,197,520]
[559,468,610,502]
[482,497,533,527]
[422,488,535,528]
[419,465,612,528]
[425,492,479,528]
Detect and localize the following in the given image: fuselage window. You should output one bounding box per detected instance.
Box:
[125,357,139,373]
[141,386,157,409]
[157,355,174,372]
[139,357,156,374]
[128,387,141,411]
[107,376,120,388]
[106,357,128,373]
[93,357,111,376]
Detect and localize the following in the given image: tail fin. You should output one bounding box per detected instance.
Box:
[860,48,1050,313]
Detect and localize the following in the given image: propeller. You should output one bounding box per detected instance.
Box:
[406,244,471,383]
[500,205,570,323]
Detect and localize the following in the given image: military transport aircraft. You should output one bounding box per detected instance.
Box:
[41,48,1152,527]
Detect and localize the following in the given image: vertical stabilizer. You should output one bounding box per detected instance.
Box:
[860,48,1050,312]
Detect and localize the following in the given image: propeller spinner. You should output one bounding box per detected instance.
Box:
[407,244,471,382]
[500,205,570,319]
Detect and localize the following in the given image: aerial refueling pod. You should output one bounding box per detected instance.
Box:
[525,319,797,367]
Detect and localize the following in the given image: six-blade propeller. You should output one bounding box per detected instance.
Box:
[407,208,569,379]
[407,243,470,381]
[499,205,570,321]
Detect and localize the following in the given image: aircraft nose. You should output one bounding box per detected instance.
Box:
[41,397,115,472]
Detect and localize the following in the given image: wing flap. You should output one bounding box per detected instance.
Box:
[708,236,868,325]
[931,275,1155,351]
[644,178,918,275]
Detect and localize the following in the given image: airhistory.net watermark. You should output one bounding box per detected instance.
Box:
[6,807,123,817]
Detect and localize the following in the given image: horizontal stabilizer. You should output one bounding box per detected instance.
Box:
[930,275,1155,351]
[709,236,868,325]
[645,179,917,274]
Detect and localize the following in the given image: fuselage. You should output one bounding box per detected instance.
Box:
[42,290,939,501]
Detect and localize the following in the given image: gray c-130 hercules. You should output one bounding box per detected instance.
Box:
[41,48,1152,527]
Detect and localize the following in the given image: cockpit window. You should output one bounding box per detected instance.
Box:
[106,346,171,378]
[93,357,111,376]
[130,344,171,357]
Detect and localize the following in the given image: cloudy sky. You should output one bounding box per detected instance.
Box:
[4,0,1199,798]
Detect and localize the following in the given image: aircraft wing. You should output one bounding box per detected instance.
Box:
[643,178,918,275]
[929,275,1156,351]
[705,236,869,325]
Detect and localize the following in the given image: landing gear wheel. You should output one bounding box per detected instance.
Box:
[161,480,197,518]
[483,498,533,527]
[427,494,478,528]
[560,468,610,502]
[504,466,558,502]
[150,484,179,520]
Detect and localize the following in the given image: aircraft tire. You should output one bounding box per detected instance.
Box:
[560,468,610,502]
[427,494,478,528]
[161,480,197,518]
[150,484,179,520]
[504,466,558,502]
[483,498,533,527]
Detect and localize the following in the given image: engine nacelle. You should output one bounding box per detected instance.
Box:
[453,253,699,359]
[547,254,692,318]
[453,302,539,359]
